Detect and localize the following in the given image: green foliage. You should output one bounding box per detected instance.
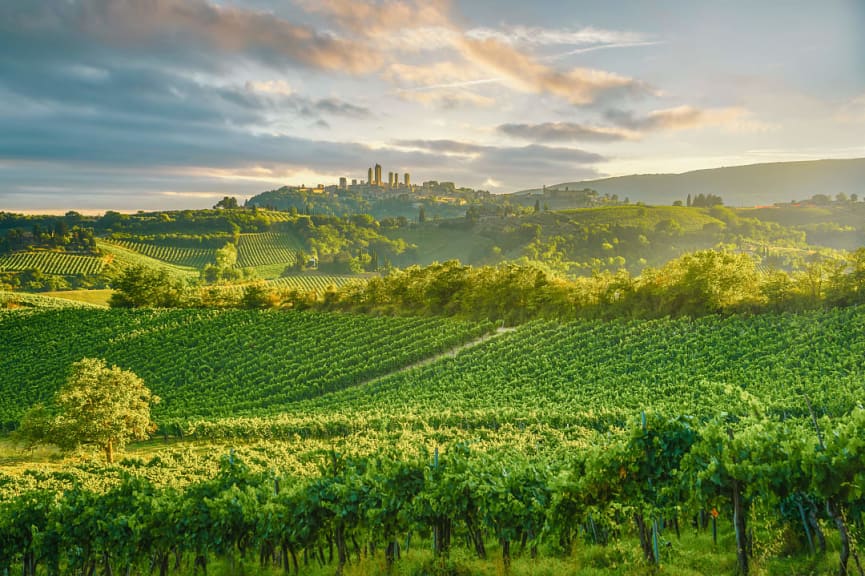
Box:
[0,309,492,426]
[18,358,158,462]
[109,265,190,308]
[213,196,239,209]
[0,252,104,276]
[1,290,103,310]
[288,305,865,434]
[110,239,216,268]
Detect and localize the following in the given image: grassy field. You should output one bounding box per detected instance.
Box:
[41,288,113,306]
[0,290,104,309]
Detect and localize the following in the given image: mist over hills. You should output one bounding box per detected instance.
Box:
[513,158,865,207]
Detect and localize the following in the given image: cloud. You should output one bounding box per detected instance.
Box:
[456,37,646,105]
[311,98,371,118]
[297,1,650,107]
[0,0,379,73]
[397,89,497,109]
[297,0,451,39]
[394,140,488,156]
[393,139,604,165]
[466,25,650,48]
[498,122,632,142]
[605,105,747,131]
[385,61,498,109]
[245,80,294,96]
[384,61,487,87]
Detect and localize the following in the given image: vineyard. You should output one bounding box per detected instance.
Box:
[287,306,865,429]
[1,411,863,576]
[0,309,492,427]
[1,306,865,574]
[0,251,104,275]
[97,241,199,280]
[0,290,103,310]
[271,274,360,293]
[236,232,303,268]
[110,240,216,268]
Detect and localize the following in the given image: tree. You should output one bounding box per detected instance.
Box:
[109,265,188,307]
[240,282,280,309]
[213,196,239,209]
[19,359,159,463]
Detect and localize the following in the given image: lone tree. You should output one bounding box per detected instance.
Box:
[19,358,159,463]
[213,196,239,209]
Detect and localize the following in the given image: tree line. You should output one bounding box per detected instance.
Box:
[108,248,865,324]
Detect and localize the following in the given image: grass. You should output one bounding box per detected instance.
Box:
[0,290,104,309]
[42,288,113,306]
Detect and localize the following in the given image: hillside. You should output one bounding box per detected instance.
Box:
[0,309,491,428]
[2,301,864,576]
[2,305,862,434]
[514,158,865,207]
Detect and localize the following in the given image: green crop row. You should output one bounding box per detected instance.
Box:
[0,309,492,428]
[0,252,104,275]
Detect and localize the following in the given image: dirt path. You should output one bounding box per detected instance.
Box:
[357,326,516,388]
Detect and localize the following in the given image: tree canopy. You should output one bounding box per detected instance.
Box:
[19,358,159,462]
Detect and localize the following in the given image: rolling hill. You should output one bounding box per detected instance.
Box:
[513,158,865,207]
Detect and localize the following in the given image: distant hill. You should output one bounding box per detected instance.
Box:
[513,158,865,207]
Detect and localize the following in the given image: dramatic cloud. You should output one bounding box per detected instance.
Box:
[300,0,648,107]
[384,140,605,186]
[297,0,451,39]
[498,122,632,142]
[499,106,754,146]
[5,0,843,211]
[456,37,645,105]
[0,0,379,73]
[605,106,747,131]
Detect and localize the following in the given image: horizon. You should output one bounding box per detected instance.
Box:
[1,0,864,211]
[3,155,863,216]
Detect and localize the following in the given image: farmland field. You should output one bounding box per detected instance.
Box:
[271,274,360,293]
[110,240,216,268]
[0,309,492,427]
[0,251,104,275]
[236,232,303,268]
[98,241,199,279]
[1,305,864,575]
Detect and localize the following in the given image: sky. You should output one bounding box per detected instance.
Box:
[1,0,864,212]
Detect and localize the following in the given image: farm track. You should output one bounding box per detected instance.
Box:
[351,326,516,390]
